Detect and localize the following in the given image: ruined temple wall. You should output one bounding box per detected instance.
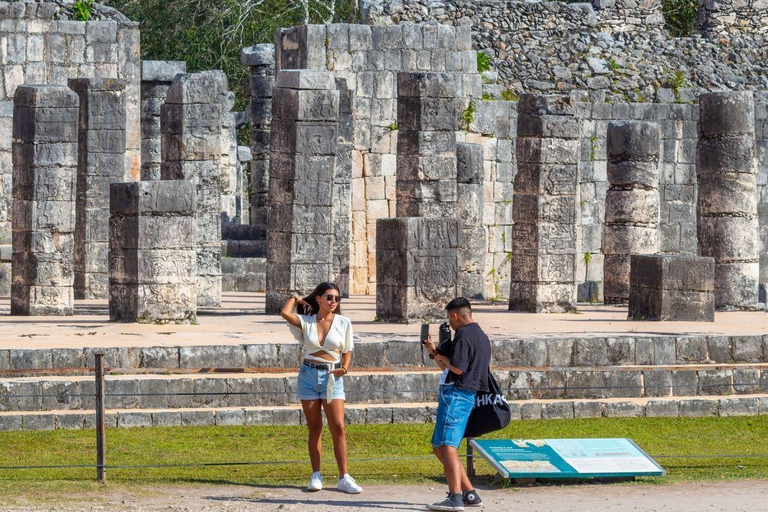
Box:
[698,0,768,36]
[462,93,768,303]
[274,23,482,294]
[0,2,141,245]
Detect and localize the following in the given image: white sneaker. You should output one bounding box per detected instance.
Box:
[307,471,322,491]
[337,474,362,494]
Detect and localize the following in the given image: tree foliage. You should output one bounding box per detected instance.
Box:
[105,0,355,110]
[662,0,699,37]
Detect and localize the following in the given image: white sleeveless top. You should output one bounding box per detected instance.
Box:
[289,314,354,363]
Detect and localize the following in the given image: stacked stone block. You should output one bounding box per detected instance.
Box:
[242,44,275,234]
[161,71,228,307]
[628,255,715,322]
[456,142,486,299]
[265,70,339,314]
[697,92,759,310]
[11,85,78,316]
[109,181,197,323]
[220,93,239,226]
[509,95,580,313]
[140,61,186,181]
[69,78,127,300]
[333,78,354,296]
[275,23,480,294]
[603,120,661,304]
[0,5,141,252]
[396,72,460,218]
[376,217,460,322]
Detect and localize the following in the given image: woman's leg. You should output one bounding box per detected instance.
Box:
[302,399,324,472]
[322,399,348,476]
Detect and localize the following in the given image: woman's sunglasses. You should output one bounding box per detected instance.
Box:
[323,294,341,303]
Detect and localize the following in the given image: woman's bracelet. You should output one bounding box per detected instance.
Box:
[341,366,348,375]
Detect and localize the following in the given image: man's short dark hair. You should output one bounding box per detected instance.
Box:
[446,297,472,313]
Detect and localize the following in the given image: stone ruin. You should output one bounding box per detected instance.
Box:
[1,0,768,322]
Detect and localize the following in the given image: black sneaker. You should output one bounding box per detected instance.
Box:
[427,492,465,511]
[462,490,483,508]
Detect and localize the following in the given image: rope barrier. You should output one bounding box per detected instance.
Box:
[0,454,765,472]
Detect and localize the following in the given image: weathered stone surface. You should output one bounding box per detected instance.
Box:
[265,70,339,314]
[629,255,715,322]
[376,217,460,322]
[509,95,579,313]
[161,71,228,307]
[11,85,78,316]
[109,181,197,323]
[603,121,660,304]
[697,92,759,310]
[69,78,127,300]
[456,142,485,299]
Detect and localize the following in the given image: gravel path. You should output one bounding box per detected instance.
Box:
[2,480,768,511]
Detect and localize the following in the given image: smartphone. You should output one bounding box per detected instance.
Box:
[420,323,430,344]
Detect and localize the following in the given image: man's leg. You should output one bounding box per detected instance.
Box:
[435,445,473,493]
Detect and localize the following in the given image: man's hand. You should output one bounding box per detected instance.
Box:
[434,354,449,366]
[422,334,437,355]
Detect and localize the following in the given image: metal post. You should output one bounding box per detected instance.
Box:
[95,353,106,483]
[466,438,476,478]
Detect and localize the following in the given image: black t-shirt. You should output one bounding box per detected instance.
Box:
[445,323,491,392]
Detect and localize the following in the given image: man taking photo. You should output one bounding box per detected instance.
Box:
[422,297,491,511]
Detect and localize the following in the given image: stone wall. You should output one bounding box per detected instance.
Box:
[366,0,768,103]
[0,0,141,248]
[698,0,768,36]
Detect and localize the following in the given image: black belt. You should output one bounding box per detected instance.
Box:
[303,360,339,371]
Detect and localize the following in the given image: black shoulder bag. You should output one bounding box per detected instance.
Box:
[463,372,511,438]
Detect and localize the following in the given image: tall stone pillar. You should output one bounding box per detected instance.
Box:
[396,72,459,218]
[603,121,661,304]
[697,92,759,310]
[376,72,461,322]
[333,78,354,297]
[457,142,486,299]
[140,61,187,181]
[109,181,197,323]
[509,95,580,313]
[265,70,339,314]
[11,85,78,316]
[242,44,275,234]
[69,78,127,300]
[161,71,228,307]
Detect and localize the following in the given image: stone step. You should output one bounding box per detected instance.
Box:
[1,332,766,373]
[2,365,768,411]
[3,394,767,431]
[221,257,266,292]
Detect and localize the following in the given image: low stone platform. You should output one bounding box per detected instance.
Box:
[0,292,766,431]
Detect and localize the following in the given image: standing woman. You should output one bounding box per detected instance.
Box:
[281,282,363,494]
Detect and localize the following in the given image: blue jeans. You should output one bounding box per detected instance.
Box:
[431,384,475,448]
[295,364,346,401]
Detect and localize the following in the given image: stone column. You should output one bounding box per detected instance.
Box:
[161,71,228,307]
[376,217,460,322]
[109,181,197,323]
[509,95,580,313]
[697,92,759,310]
[69,78,127,300]
[265,70,339,314]
[457,142,486,299]
[333,78,354,297]
[220,94,238,227]
[241,44,275,235]
[603,121,661,304]
[396,72,459,218]
[140,61,186,181]
[11,85,78,316]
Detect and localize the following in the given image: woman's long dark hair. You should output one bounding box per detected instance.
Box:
[299,282,343,316]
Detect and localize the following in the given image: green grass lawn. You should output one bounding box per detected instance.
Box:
[0,416,766,492]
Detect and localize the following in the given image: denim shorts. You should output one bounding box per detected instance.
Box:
[431,384,475,448]
[296,364,346,401]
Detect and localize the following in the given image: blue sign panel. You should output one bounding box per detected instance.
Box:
[470,438,665,479]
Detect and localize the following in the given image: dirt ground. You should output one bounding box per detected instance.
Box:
[2,480,768,511]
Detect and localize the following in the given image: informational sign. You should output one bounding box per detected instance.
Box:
[470,438,665,479]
